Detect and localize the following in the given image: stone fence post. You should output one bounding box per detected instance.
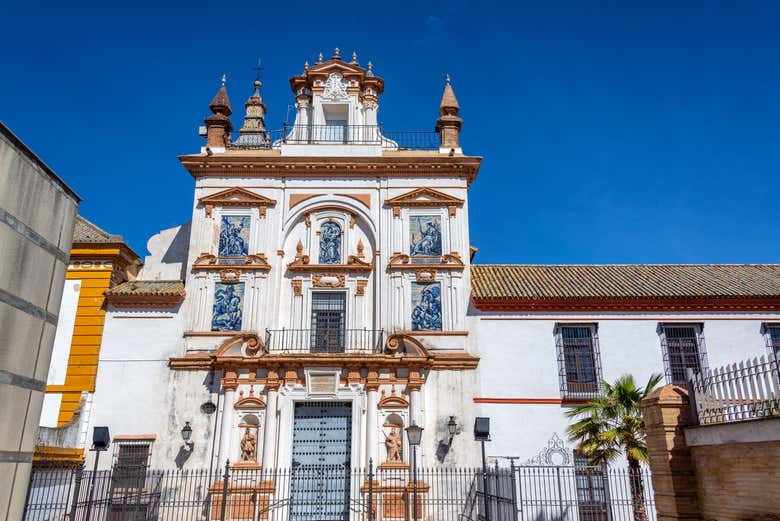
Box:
[639,385,701,521]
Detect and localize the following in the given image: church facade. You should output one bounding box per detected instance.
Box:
[44,51,780,480]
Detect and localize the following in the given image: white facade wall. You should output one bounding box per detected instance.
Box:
[470,311,780,466]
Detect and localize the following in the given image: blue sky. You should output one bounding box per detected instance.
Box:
[2,1,779,263]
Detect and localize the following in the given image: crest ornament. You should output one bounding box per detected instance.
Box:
[323,72,350,100]
[525,433,572,466]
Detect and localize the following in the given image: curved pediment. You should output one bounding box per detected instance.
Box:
[234,387,266,410]
[378,387,409,409]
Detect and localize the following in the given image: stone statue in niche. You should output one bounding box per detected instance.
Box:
[384,427,403,462]
[240,428,257,462]
[409,215,442,256]
[411,282,442,331]
[211,283,244,332]
[318,221,341,264]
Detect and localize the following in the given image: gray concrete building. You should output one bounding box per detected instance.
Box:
[0,122,80,520]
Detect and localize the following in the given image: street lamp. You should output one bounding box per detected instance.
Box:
[447,416,458,443]
[84,426,110,521]
[474,418,491,521]
[181,421,193,447]
[405,424,423,521]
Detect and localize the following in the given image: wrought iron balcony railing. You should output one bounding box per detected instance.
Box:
[227,125,440,150]
[265,328,384,354]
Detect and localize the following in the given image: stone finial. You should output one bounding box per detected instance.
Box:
[351,51,358,64]
[317,52,323,64]
[333,47,341,59]
[204,76,234,148]
[436,74,462,150]
[366,61,374,77]
[304,61,310,71]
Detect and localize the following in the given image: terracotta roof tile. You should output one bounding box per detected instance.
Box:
[471,264,780,300]
[106,280,185,297]
[72,215,123,243]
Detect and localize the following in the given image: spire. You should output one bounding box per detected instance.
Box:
[236,77,269,148]
[204,75,233,149]
[439,74,459,116]
[435,74,462,151]
[209,75,232,117]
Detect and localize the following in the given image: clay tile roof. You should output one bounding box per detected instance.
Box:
[104,280,185,308]
[72,215,124,243]
[106,280,185,296]
[471,264,780,300]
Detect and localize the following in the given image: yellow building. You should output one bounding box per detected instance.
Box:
[35,216,140,464]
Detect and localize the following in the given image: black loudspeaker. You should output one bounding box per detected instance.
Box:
[474,417,490,441]
[92,426,111,450]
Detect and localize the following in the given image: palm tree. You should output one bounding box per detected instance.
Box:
[565,373,662,521]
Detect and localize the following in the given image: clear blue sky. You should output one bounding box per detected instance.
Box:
[2,1,779,263]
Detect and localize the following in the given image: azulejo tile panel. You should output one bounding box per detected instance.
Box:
[319,221,342,264]
[212,282,244,332]
[409,215,442,256]
[219,215,251,258]
[411,281,442,331]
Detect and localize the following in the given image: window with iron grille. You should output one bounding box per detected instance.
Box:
[574,452,610,521]
[112,441,152,491]
[659,323,708,386]
[762,323,780,357]
[310,292,346,353]
[555,324,603,398]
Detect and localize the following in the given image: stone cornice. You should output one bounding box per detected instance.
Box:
[178,155,482,185]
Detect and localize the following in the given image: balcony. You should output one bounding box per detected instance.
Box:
[264,328,384,354]
[227,125,440,151]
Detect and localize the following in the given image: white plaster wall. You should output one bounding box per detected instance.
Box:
[470,311,780,465]
[87,307,217,469]
[46,279,81,386]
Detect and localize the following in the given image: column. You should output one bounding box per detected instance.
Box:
[262,374,280,469]
[365,373,379,467]
[408,371,423,427]
[218,372,237,466]
[639,385,701,521]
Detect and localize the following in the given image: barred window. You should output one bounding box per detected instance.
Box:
[556,324,603,398]
[660,324,708,386]
[763,324,780,357]
[112,441,152,491]
[574,452,609,521]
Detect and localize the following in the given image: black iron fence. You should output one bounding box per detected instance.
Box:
[23,463,655,521]
[264,328,384,354]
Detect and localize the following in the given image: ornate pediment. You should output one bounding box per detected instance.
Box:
[198,188,276,217]
[215,332,263,358]
[386,251,465,271]
[192,252,271,272]
[384,188,465,217]
[377,387,410,409]
[234,387,266,410]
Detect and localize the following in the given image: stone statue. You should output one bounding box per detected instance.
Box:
[240,428,257,462]
[384,427,402,462]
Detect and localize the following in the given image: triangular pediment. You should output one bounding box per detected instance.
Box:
[198,188,276,208]
[384,188,464,208]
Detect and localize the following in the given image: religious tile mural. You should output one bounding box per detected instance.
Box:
[409,215,442,256]
[211,282,244,332]
[318,221,342,264]
[218,215,251,258]
[411,281,442,331]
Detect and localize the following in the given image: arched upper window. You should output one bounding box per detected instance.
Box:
[319,221,342,264]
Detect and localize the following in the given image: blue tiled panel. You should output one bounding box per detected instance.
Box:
[218,215,250,258]
[409,215,442,256]
[211,282,244,332]
[319,222,341,264]
[411,281,442,331]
